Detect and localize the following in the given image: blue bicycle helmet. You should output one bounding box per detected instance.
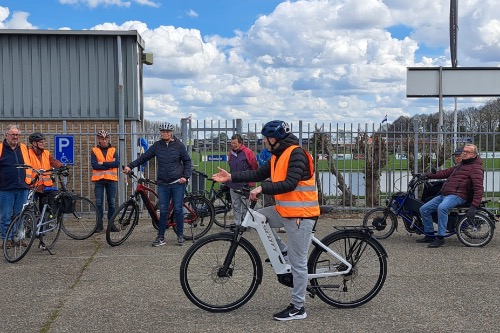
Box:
[261,120,290,139]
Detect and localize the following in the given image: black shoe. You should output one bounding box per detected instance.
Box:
[273,303,307,321]
[428,238,445,248]
[416,236,434,243]
[109,225,120,233]
[94,226,104,234]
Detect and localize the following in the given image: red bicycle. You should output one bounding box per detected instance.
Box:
[105,171,215,246]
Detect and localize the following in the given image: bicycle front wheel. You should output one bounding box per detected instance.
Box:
[181,195,215,240]
[180,233,262,312]
[212,196,231,228]
[308,230,388,308]
[40,213,62,250]
[61,196,98,240]
[362,208,397,239]
[106,201,139,246]
[3,210,36,263]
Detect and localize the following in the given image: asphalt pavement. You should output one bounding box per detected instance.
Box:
[2,217,500,333]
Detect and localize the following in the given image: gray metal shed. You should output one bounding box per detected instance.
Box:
[0,29,148,122]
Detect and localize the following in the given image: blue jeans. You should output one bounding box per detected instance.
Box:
[419,194,466,236]
[157,182,186,238]
[0,189,29,240]
[94,180,117,228]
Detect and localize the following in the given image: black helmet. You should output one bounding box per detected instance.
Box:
[29,132,46,143]
[261,120,291,139]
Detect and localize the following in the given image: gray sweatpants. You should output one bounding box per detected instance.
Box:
[257,206,315,309]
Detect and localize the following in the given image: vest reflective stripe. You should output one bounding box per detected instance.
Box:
[0,143,33,184]
[28,149,53,187]
[91,147,118,181]
[271,145,320,218]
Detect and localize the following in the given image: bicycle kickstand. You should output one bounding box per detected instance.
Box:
[39,239,55,255]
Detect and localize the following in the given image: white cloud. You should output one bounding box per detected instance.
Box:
[186,9,199,18]
[0,8,36,29]
[3,0,500,125]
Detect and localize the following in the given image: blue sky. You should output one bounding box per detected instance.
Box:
[1,0,500,126]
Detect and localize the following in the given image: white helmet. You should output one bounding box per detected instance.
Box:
[159,122,174,131]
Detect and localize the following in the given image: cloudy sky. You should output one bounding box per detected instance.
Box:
[1,0,499,127]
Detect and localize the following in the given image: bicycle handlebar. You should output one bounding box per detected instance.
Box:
[123,167,157,186]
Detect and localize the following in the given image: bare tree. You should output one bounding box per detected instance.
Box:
[358,130,387,207]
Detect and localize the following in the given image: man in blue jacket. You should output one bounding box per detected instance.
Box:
[124,122,192,246]
[0,125,31,248]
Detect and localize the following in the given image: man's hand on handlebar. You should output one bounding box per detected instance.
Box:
[249,186,262,201]
[123,166,132,175]
[212,167,231,183]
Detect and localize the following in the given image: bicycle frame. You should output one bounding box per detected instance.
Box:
[226,203,352,279]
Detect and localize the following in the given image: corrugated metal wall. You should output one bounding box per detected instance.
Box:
[0,30,142,120]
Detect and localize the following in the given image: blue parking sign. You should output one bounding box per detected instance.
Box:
[54,135,75,165]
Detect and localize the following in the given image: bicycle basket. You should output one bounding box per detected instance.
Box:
[57,192,77,214]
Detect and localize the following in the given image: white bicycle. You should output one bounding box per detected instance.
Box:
[180,190,388,312]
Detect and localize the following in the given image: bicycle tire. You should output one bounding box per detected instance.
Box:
[308,230,388,308]
[40,212,62,250]
[106,201,139,246]
[3,210,37,263]
[61,196,98,240]
[180,233,263,312]
[212,195,232,228]
[180,195,215,240]
[362,208,397,239]
[456,213,494,247]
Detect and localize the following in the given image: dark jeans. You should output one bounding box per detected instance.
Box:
[157,182,186,238]
[94,180,118,228]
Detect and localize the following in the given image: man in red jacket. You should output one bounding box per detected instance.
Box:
[418,143,483,248]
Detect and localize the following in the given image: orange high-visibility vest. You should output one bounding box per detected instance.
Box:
[28,149,53,187]
[271,145,320,218]
[0,143,33,184]
[91,147,118,181]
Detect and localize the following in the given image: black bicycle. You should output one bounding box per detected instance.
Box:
[192,170,232,228]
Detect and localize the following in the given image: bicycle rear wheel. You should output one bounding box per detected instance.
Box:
[456,213,494,247]
[308,230,388,308]
[61,196,98,240]
[362,208,396,239]
[180,195,215,240]
[212,196,232,228]
[106,201,139,246]
[3,210,37,263]
[180,233,262,312]
[40,212,62,250]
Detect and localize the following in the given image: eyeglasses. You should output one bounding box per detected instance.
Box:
[462,150,474,154]
[7,133,19,137]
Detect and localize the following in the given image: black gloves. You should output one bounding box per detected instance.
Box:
[466,206,476,220]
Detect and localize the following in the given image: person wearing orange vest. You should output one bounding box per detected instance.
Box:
[91,130,120,233]
[212,120,319,322]
[28,132,63,195]
[0,125,32,248]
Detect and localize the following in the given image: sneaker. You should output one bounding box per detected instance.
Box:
[94,226,104,234]
[177,235,185,246]
[277,227,286,233]
[273,303,307,321]
[416,235,434,243]
[265,251,288,263]
[152,237,166,247]
[428,238,445,248]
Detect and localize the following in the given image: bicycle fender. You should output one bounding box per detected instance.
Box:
[318,230,388,258]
